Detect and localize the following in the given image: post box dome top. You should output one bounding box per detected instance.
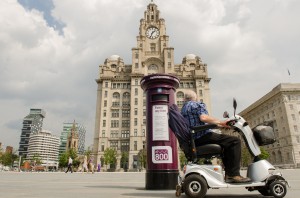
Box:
[140,74,180,90]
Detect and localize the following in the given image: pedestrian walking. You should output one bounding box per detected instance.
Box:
[82,155,88,173]
[65,157,73,173]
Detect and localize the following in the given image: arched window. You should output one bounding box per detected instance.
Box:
[111,64,117,68]
[176,91,184,98]
[148,64,158,70]
[123,92,130,99]
[112,92,120,99]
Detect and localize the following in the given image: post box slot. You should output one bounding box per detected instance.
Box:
[152,94,169,102]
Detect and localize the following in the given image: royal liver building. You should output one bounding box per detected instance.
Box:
[93,2,212,170]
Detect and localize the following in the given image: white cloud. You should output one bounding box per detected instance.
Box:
[0,0,299,150]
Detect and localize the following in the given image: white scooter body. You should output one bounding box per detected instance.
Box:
[176,112,289,198]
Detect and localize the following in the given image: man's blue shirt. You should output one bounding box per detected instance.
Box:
[181,101,211,139]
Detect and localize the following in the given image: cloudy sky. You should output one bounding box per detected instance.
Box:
[0,0,299,150]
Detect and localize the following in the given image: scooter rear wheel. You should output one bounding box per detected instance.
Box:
[183,174,207,198]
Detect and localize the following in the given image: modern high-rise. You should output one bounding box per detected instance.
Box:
[93,2,212,170]
[18,109,46,158]
[27,130,60,168]
[239,83,300,167]
[59,122,86,155]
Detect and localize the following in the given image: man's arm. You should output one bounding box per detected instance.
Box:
[200,114,228,128]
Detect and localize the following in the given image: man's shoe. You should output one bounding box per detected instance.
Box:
[225,175,251,183]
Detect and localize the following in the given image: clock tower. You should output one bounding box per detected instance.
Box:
[131,2,174,75]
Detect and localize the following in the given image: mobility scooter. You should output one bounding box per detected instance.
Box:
[170,99,289,198]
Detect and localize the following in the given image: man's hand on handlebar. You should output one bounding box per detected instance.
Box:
[217,120,231,129]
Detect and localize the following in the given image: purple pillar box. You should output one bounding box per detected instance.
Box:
[141,74,179,190]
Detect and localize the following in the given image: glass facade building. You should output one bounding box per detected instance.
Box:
[18,109,46,158]
[59,122,86,155]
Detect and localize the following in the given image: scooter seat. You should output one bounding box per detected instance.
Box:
[196,144,222,158]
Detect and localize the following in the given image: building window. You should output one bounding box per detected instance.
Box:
[112,109,119,118]
[105,82,108,88]
[103,120,106,127]
[111,130,119,138]
[294,125,298,132]
[103,110,106,117]
[292,114,296,121]
[122,120,130,127]
[135,98,138,105]
[122,109,130,117]
[150,43,156,51]
[289,104,294,110]
[168,52,171,58]
[134,108,138,115]
[134,141,137,151]
[176,91,184,98]
[111,120,119,128]
[112,102,120,107]
[142,129,145,136]
[123,92,130,99]
[135,63,138,68]
[134,129,137,137]
[135,79,138,85]
[148,64,158,70]
[104,91,107,98]
[104,100,107,107]
[143,109,146,116]
[135,88,138,96]
[143,119,146,125]
[110,141,118,150]
[102,130,105,137]
[135,53,138,59]
[199,90,203,96]
[121,130,130,138]
[121,141,129,152]
[113,92,120,99]
[168,62,171,68]
[134,118,138,126]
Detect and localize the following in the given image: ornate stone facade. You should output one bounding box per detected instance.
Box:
[240,83,300,167]
[93,2,212,170]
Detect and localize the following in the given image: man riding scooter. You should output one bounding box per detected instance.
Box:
[181,90,251,183]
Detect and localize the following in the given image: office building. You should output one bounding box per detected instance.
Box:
[27,130,60,168]
[18,109,46,158]
[59,122,86,155]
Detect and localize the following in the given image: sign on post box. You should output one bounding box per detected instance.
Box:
[141,74,180,190]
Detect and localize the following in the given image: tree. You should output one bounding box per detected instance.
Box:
[31,154,42,165]
[259,147,270,160]
[0,152,18,167]
[179,151,187,170]
[138,148,147,169]
[241,147,251,167]
[120,151,129,170]
[58,148,80,168]
[103,148,117,170]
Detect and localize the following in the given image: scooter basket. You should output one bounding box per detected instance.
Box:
[252,125,276,146]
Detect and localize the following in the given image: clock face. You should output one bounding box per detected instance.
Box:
[146,27,160,39]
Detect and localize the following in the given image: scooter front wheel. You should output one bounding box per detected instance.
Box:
[269,181,287,198]
[183,174,207,198]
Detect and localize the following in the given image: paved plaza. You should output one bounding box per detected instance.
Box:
[0,169,299,198]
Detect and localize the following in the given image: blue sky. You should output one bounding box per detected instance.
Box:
[0,0,299,150]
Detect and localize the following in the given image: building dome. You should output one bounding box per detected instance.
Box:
[108,55,121,61]
[185,54,197,60]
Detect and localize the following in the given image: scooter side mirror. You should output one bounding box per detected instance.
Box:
[223,111,229,118]
[233,98,237,116]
